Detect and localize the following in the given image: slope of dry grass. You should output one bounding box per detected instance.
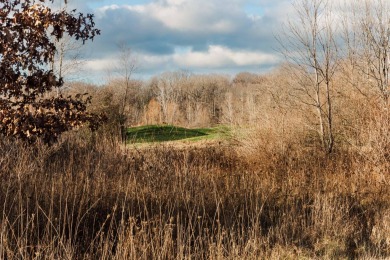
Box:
[0,126,389,259]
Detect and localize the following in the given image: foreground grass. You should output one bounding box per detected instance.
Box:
[126,125,230,143]
[0,132,389,259]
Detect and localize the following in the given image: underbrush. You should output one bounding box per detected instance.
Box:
[0,131,389,259]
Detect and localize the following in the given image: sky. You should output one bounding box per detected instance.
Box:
[62,0,294,83]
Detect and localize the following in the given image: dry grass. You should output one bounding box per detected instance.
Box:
[0,119,389,259]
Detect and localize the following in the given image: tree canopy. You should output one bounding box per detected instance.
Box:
[0,0,103,144]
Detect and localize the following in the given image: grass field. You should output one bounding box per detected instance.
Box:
[126,125,230,143]
[1,126,389,259]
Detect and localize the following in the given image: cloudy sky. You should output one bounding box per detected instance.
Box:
[62,0,293,83]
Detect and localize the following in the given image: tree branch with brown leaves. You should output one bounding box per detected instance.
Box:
[0,0,105,144]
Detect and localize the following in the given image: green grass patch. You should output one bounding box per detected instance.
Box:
[126,125,230,144]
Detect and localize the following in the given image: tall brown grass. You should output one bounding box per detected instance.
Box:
[0,120,389,259]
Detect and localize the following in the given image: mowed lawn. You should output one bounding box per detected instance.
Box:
[126,125,230,143]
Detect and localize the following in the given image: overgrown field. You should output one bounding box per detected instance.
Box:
[0,128,389,259]
[1,0,390,258]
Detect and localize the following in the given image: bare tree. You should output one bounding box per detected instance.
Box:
[358,0,389,106]
[278,0,339,153]
[52,34,85,84]
[49,0,87,90]
[153,71,189,124]
[341,0,390,104]
[112,43,138,142]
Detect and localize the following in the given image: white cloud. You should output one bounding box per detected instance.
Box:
[118,0,241,33]
[83,58,117,71]
[173,45,279,68]
[61,0,295,81]
[95,4,120,17]
[82,45,279,79]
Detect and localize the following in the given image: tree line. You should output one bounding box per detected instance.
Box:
[0,0,388,156]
